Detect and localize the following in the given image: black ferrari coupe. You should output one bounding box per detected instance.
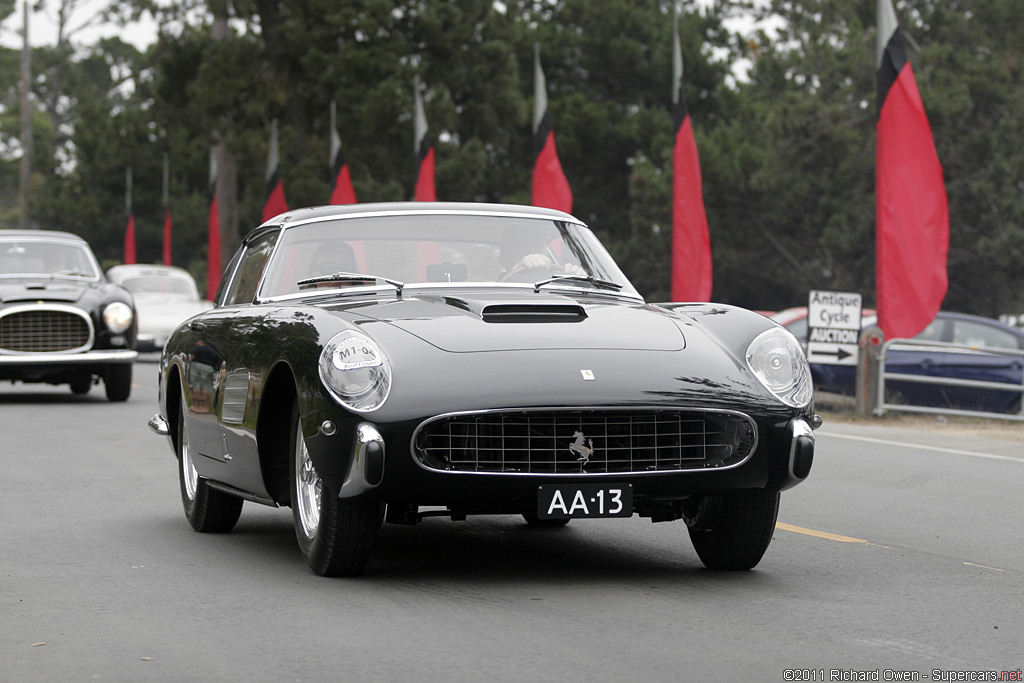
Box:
[149,202,818,576]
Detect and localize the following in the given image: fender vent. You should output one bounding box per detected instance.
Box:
[480,303,587,323]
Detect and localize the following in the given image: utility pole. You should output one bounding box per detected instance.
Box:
[18,1,31,230]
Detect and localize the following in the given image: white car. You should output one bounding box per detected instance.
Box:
[107,265,213,352]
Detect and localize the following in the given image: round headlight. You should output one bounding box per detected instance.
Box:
[746,327,813,408]
[103,302,134,334]
[318,330,392,412]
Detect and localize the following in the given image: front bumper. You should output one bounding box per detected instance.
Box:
[306,410,817,513]
[0,349,138,366]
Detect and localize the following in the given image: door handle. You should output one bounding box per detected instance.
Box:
[188,321,207,333]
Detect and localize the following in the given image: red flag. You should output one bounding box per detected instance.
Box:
[876,0,948,340]
[123,167,136,264]
[531,44,572,213]
[124,215,136,265]
[329,101,357,204]
[413,77,436,201]
[207,149,221,300]
[162,206,172,266]
[670,10,712,302]
[161,154,172,265]
[262,119,289,222]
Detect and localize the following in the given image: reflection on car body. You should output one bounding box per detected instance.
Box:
[148,202,819,576]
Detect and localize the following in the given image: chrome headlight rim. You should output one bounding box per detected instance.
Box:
[746,326,813,408]
[318,329,392,413]
[102,302,134,334]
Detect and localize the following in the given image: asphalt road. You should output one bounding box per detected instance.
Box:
[2,360,1022,683]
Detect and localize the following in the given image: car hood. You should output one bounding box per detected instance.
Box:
[0,278,97,304]
[309,293,793,420]
[351,292,685,352]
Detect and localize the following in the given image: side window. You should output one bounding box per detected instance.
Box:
[223,232,279,306]
[951,321,1019,350]
[914,319,944,342]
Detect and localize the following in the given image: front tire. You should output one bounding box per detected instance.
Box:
[177,398,243,533]
[104,364,132,402]
[687,489,780,570]
[290,402,381,576]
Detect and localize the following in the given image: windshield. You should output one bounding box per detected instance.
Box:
[259,214,639,299]
[121,276,198,297]
[0,239,101,279]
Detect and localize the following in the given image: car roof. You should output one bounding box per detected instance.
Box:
[263,202,586,230]
[107,264,195,279]
[933,310,1024,338]
[0,229,87,243]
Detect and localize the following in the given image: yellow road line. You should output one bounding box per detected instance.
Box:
[775,522,870,544]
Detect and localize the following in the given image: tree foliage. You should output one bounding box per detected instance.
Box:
[1,0,1022,317]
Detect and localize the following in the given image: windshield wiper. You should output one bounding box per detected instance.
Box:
[532,274,624,294]
[297,272,404,298]
[51,270,92,278]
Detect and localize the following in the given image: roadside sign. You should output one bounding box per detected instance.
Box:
[806,290,862,366]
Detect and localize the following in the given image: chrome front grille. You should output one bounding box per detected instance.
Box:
[414,409,757,475]
[0,306,93,353]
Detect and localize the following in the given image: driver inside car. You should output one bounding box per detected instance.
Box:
[498,227,585,281]
[307,241,360,288]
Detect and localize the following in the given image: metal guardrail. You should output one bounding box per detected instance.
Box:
[874,337,1024,421]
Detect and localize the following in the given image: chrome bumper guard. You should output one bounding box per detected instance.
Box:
[148,414,171,437]
[777,417,815,491]
[338,423,386,498]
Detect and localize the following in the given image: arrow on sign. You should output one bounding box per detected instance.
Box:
[812,347,853,362]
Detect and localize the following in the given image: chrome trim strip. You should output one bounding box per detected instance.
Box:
[410,406,759,477]
[0,303,95,354]
[277,208,587,230]
[0,349,137,364]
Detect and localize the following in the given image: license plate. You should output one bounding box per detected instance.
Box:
[537,483,633,519]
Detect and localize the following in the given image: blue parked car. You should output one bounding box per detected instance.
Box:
[771,308,1024,415]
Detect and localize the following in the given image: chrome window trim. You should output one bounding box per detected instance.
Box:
[252,211,639,304]
[278,208,588,230]
[410,406,759,477]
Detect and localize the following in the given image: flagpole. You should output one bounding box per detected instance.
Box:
[162,153,172,265]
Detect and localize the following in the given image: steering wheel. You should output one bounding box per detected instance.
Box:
[498,263,555,282]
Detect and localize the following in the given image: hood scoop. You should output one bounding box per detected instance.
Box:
[442,297,586,323]
[479,302,586,324]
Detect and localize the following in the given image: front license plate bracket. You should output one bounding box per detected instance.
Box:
[537,483,633,519]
